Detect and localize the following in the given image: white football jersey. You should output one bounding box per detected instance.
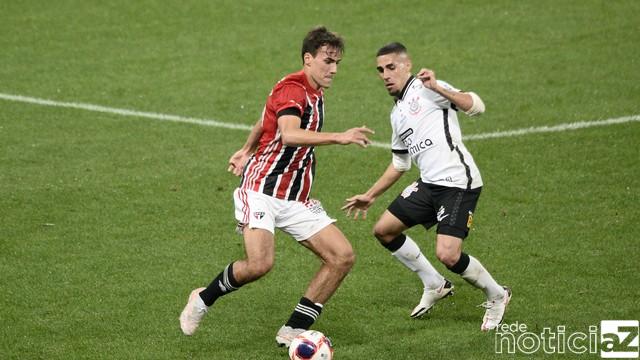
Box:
[390,76,482,189]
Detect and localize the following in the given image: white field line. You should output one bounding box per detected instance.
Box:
[1,92,638,149]
[0,92,252,131]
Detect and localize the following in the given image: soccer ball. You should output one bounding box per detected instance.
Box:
[288,330,333,360]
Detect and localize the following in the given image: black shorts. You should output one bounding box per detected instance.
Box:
[387,180,482,239]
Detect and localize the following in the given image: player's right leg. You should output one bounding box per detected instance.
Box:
[180,227,275,335]
[180,189,277,336]
[373,209,452,318]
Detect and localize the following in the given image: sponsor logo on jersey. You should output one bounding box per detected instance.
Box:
[399,128,413,146]
[409,138,434,155]
[401,182,419,199]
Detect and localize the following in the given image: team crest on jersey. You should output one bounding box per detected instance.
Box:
[253,211,265,220]
[401,182,419,199]
[408,96,421,115]
[305,199,325,214]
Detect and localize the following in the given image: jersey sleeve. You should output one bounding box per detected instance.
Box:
[271,83,307,118]
[432,80,461,109]
[390,115,408,154]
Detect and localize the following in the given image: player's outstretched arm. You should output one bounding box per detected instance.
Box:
[228,118,263,176]
[278,115,374,147]
[416,68,485,116]
[342,163,405,220]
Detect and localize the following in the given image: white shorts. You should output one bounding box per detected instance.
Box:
[233,188,336,241]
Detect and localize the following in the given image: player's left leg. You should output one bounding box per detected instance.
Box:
[433,186,511,331]
[276,224,355,347]
[436,235,511,331]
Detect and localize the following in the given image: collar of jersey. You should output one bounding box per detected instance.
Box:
[395,75,416,103]
[298,70,323,97]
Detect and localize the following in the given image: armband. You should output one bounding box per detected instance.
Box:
[392,152,411,172]
[464,92,485,117]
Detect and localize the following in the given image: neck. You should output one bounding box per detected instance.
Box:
[303,68,322,91]
[394,75,414,100]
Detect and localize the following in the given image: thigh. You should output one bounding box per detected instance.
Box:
[387,180,437,229]
[373,210,410,240]
[434,186,481,239]
[300,223,353,262]
[242,227,276,263]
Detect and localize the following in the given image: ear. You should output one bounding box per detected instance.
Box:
[405,58,412,73]
[303,52,314,66]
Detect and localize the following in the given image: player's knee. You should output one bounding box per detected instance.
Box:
[327,249,355,273]
[245,258,274,280]
[373,224,396,244]
[436,248,460,268]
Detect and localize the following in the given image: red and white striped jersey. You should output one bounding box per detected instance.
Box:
[239,70,324,202]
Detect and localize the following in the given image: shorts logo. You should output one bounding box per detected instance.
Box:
[305,199,325,214]
[401,182,419,199]
[253,211,265,220]
[436,206,449,222]
[467,211,474,228]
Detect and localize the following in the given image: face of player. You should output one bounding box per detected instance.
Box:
[376,52,412,97]
[304,45,342,90]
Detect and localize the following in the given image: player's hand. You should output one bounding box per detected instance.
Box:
[417,68,438,90]
[227,149,251,177]
[341,194,375,220]
[338,126,375,148]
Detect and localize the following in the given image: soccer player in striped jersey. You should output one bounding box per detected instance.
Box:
[179,26,373,347]
[342,42,511,331]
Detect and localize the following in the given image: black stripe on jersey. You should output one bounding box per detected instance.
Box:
[317,97,324,131]
[392,149,409,154]
[454,147,473,190]
[442,109,454,151]
[287,152,313,200]
[300,104,312,129]
[451,103,459,112]
[277,107,302,118]
[310,155,316,195]
[288,167,305,201]
[442,109,472,189]
[262,146,297,196]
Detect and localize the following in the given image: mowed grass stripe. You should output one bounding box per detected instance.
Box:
[1,92,638,149]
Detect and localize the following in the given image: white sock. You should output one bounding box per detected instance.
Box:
[392,235,444,290]
[460,255,504,300]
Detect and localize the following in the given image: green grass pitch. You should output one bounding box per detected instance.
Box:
[1,1,638,359]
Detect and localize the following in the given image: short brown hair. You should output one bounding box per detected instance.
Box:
[301,26,344,63]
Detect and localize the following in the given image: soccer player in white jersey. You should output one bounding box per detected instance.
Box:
[179,26,373,346]
[342,42,511,331]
